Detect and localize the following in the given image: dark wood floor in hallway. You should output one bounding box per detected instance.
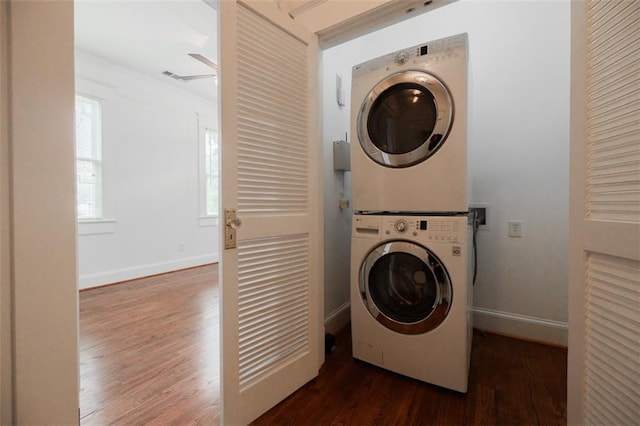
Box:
[254,327,567,425]
[79,264,567,425]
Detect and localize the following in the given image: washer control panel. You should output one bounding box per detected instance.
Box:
[382,216,465,243]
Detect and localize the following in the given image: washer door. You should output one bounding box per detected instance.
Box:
[360,240,452,335]
[358,70,453,168]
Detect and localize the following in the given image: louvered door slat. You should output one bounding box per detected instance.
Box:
[237,2,309,215]
[585,0,640,222]
[237,233,309,390]
[585,251,640,425]
[584,0,640,399]
[587,357,639,415]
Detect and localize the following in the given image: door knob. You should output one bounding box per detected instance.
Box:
[224,208,241,249]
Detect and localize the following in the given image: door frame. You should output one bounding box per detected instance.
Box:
[4,1,79,424]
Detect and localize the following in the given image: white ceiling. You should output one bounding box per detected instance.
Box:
[74,0,219,101]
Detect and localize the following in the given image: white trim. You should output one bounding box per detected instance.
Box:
[74,80,116,221]
[198,215,219,227]
[471,306,568,347]
[324,301,350,335]
[77,218,116,235]
[79,253,218,289]
[291,0,456,48]
[75,77,115,101]
[9,2,79,421]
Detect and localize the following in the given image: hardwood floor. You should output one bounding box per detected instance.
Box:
[80,264,566,425]
[79,264,219,425]
[254,327,567,425]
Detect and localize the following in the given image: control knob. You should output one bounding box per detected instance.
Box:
[395,220,408,233]
[394,51,409,65]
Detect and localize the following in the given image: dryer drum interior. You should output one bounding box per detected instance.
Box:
[358,70,454,168]
[360,240,453,335]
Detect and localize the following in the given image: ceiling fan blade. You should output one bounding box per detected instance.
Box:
[162,70,215,81]
[180,74,216,81]
[188,53,218,70]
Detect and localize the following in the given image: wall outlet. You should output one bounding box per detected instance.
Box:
[470,203,490,230]
[508,220,522,237]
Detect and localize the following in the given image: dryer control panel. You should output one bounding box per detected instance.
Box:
[352,33,468,78]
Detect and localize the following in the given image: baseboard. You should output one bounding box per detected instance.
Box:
[471,306,568,347]
[79,254,219,289]
[324,301,351,335]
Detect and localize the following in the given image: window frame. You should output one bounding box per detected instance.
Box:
[198,113,220,227]
[75,78,116,235]
[75,93,104,220]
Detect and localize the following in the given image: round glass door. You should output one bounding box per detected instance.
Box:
[358,71,453,168]
[359,241,452,334]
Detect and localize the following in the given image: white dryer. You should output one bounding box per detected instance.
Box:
[351,33,468,213]
[351,213,473,392]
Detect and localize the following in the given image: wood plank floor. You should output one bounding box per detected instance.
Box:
[79,264,219,425]
[80,264,566,425]
[254,327,567,425]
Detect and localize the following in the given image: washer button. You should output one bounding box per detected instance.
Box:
[395,220,408,233]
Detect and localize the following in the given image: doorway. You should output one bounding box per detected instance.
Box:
[74,1,221,422]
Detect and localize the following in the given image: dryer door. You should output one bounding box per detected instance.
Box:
[358,70,453,168]
[360,240,452,334]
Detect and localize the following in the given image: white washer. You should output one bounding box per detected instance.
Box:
[351,213,473,392]
[351,33,469,213]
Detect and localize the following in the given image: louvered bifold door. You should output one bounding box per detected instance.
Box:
[568,1,640,425]
[218,1,322,425]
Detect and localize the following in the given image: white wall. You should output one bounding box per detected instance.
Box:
[321,60,353,333]
[76,51,219,289]
[322,0,570,345]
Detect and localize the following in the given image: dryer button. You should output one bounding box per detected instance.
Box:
[394,51,409,65]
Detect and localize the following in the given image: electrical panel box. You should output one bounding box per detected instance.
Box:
[333,140,351,171]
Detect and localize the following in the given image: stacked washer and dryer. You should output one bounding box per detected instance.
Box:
[349,33,473,393]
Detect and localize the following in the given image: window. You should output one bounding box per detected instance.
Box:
[198,115,219,226]
[75,94,103,220]
[204,128,219,216]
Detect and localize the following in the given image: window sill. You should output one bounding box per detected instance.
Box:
[198,216,219,228]
[78,219,116,235]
